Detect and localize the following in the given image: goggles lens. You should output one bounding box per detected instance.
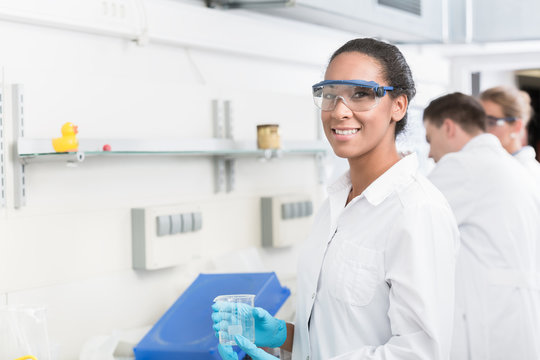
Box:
[486,115,516,127]
[312,80,393,112]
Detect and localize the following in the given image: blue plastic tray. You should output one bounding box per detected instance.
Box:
[134,272,291,360]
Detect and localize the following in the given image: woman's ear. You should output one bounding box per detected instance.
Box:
[512,118,524,133]
[391,94,408,122]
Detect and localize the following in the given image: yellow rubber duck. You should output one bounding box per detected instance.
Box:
[52,122,79,152]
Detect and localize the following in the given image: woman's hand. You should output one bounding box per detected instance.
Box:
[252,306,287,347]
[217,335,279,360]
[212,302,287,348]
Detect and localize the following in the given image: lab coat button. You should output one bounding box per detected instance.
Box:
[306,356,310,360]
[311,292,316,299]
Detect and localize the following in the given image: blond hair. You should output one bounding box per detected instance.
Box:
[479,86,531,124]
[519,90,535,124]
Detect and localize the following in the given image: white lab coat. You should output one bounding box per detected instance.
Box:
[292,153,459,360]
[428,134,540,360]
[514,145,540,185]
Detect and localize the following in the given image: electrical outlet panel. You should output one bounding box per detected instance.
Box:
[261,195,314,248]
[132,204,203,270]
[97,0,140,31]
[281,201,313,220]
[0,1,142,40]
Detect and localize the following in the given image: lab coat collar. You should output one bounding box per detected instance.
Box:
[326,170,352,232]
[362,153,418,206]
[513,145,536,158]
[327,153,419,207]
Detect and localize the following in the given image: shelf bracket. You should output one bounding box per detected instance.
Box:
[13,84,26,208]
[212,99,235,193]
[0,87,5,207]
[225,158,235,192]
[214,156,226,193]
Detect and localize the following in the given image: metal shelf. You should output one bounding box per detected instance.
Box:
[17,138,327,163]
[15,137,328,202]
[11,85,327,208]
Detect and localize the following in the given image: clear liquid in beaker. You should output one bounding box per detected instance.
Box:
[213,294,255,346]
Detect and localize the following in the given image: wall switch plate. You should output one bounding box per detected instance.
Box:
[156,215,171,236]
[132,204,202,270]
[181,213,193,233]
[192,212,203,231]
[261,194,314,248]
[170,214,182,235]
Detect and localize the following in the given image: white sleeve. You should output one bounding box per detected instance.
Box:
[279,348,292,360]
[330,201,459,360]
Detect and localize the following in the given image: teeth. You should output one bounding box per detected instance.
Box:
[335,129,359,135]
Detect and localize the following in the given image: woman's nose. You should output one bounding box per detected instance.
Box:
[332,96,353,118]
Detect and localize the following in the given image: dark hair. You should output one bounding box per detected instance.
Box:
[329,38,416,136]
[423,92,486,134]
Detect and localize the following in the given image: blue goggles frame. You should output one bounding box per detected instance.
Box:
[486,115,517,126]
[312,80,394,98]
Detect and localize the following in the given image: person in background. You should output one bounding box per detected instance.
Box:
[522,90,540,162]
[213,37,459,360]
[479,86,540,183]
[527,113,540,162]
[519,90,534,146]
[423,92,540,360]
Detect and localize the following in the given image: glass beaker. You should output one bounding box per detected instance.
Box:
[0,305,51,360]
[213,294,255,346]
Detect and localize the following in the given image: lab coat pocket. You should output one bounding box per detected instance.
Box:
[332,242,383,307]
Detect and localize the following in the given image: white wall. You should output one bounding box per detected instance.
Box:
[437,41,540,93]
[0,1,453,359]
[479,70,517,91]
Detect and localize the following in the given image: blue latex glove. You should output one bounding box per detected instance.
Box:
[218,335,279,360]
[212,302,287,348]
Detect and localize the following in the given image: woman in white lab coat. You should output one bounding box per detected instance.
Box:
[479,86,540,183]
[212,38,459,360]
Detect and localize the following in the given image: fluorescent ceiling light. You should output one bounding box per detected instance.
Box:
[205,0,294,9]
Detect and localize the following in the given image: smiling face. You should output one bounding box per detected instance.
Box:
[321,52,405,161]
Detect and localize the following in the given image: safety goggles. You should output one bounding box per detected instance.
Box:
[486,115,517,127]
[312,80,394,112]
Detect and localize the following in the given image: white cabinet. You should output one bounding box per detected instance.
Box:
[472,0,540,42]
[258,0,444,43]
[443,0,540,43]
